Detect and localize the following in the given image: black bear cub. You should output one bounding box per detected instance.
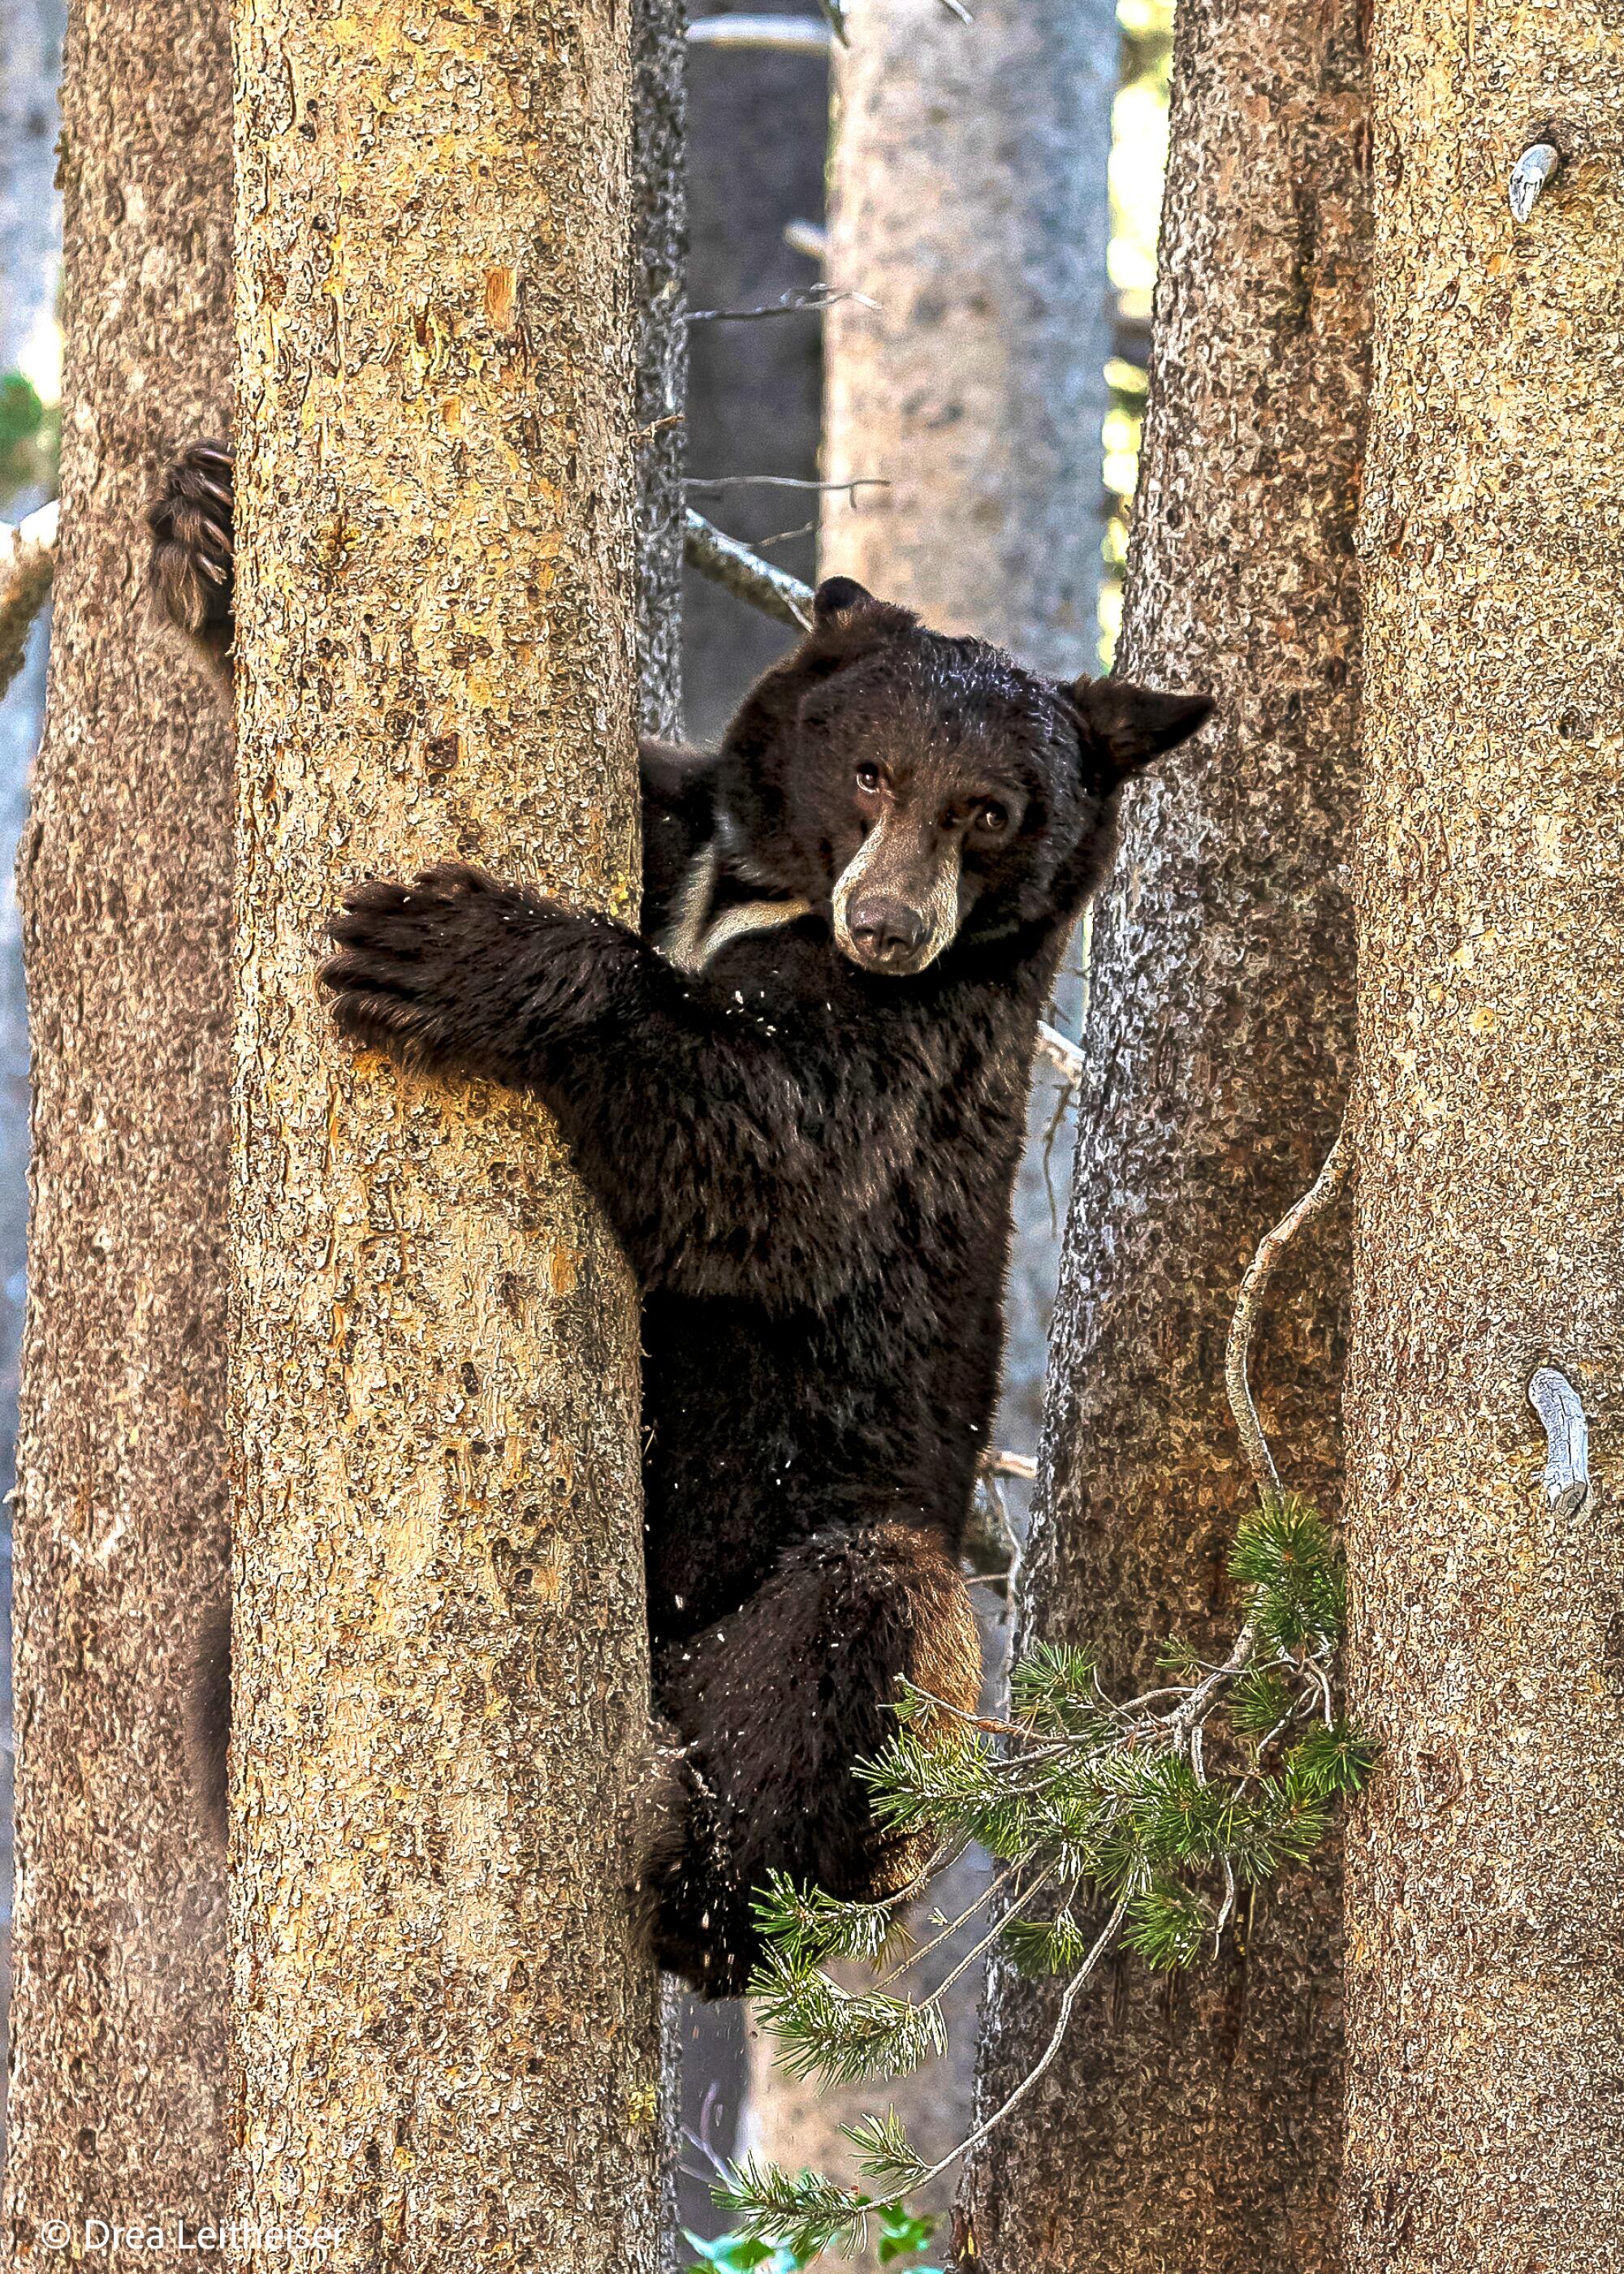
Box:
[151,443,1212,1997]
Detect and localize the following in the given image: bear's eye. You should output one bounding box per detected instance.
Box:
[855,762,883,793]
[976,802,1011,836]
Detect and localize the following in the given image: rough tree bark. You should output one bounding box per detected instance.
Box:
[229,0,663,2263]
[744,0,1118,2231]
[957,2,1371,2268]
[1342,10,1624,2265]
[0,0,66,2110]
[4,0,235,2251]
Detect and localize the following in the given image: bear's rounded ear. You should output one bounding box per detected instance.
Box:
[813,575,878,623]
[1066,675,1214,785]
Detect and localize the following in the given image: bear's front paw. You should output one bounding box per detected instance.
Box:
[320,862,555,1074]
[148,439,235,650]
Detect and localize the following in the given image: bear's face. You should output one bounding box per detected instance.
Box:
[716,579,1212,978]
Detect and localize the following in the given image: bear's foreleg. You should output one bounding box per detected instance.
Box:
[147,438,236,700]
[322,864,910,1308]
[644,1515,981,1999]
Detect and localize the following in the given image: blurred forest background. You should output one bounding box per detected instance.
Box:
[0,0,1173,2210]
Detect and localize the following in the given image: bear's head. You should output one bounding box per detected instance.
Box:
[712,577,1213,977]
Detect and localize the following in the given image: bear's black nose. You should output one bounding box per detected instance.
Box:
[849,896,926,965]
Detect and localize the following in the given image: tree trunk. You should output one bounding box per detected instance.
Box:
[4,0,235,2248]
[680,0,829,746]
[676,4,832,2216]
[744,0,1117,2237]
[1341,13,1624,2265]
[957,2,1370,2267]
[818,0,1115,681]
[0,0,67,2149]
[229,1,663,2263]
[628,4,716,2262]
[634,0,688,750]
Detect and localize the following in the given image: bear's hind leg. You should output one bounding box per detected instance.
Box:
[648,1515,980,1999]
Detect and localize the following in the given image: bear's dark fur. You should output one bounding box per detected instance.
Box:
[151,444,1212,1997]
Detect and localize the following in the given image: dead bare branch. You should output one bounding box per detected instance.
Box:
[749,521,818,553]
[684,508,814,632]
[783,220,828,264]
[1035,1021,1083,1083]
[687,16,833,56]
[1223,1120,1350,1503]
[688,283,875,325]
[0,498,57,703]
[689,0,964,53]
[686,475,887,500]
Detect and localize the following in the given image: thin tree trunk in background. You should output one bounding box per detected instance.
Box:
[5,0,234,2239]
[636,0,688,748]
[0,0,67,2148]
[681,0,828,747]
[230,0,663,2260]
[1342,11,1624,2263]
[819,0,1114,679]
[0,0,63,406]
[958,2,1370,2267]
[745,0,1117,2230]
[679,4,831,2216]
[629,2,709,2259]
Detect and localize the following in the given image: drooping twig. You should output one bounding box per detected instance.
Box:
[1223,1120,1351,1504]
[724,1131,1365,2258]
[684,508,814,631]
[1160,1120,1355,1742]
[0,498,58,702]
[899,1904,1122,2195]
